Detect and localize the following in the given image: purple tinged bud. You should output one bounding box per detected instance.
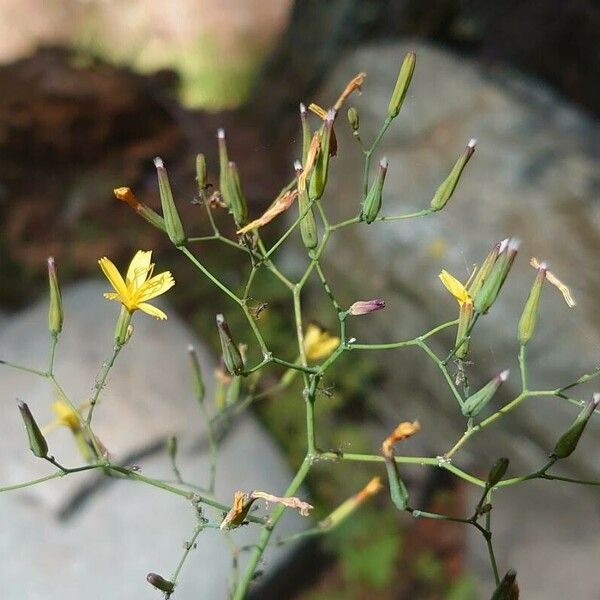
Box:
[349,299,386,316]
[146,572,174,594]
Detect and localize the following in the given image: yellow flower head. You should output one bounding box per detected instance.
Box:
[98,250,175,320]
[439,269,472,306]
[51,400,80,433]
[303,323,340,361]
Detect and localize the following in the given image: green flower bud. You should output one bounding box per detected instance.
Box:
[295,160,319,250]
[347,107,359,133]
[518,263,546,345]
[487,457,510,487]
[226,161,248,226]
[430,139,476,211]
[388,51,416,118]
[187,345,205,404]
[309,109,336,201]
[17,401,48,459]
[196,153,207,195]
[384,457,409,511]
[47,257,63,336]
[300,103,311,164]
[491,569,519,600]
[462,370,509,418]
[146,572,175,594]
[217,128,231,209]
[216,314,244,376]
[474,239,520,314]
[166,435,177,461]
[467,240,503,298]
[360,157,388,223]
[552,393,600,459]
[154,157,186,246]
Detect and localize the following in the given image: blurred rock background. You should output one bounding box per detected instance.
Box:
[0,1,599,599]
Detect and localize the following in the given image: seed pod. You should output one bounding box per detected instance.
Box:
[300,103,311,164]
[217,128,231,209]
[295,160,318,249]
[552,393,600,459]
[487,457,509,487]
[518,263,546,345]
[196,153,207,194]
[47,257,63,336]
[146,573,175,594]
[384,456,409,511]
[474,239,520,314]
[467,240,503,298]
[309,109,336,200]
[17,401,49,459]
[154,157,186,246]
[454,299,473,359]
[216,314,244,376]
[188,345,205,404]
[227,161,248,226]
[388,52,416,118]
[430,139,476,211]
[360,157,388,223]
[347,107,359,133]
[491,569,519,600]
[462,370,509,418]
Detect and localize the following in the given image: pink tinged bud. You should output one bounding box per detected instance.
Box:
[349,299,386,316]
[146,573,174,594]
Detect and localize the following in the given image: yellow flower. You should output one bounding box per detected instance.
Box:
[439,269,472,306]
[303,323,340,361]
[98,250,175,320]
[51,400,80,432]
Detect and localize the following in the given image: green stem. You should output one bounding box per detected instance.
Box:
[0,359,47,377]
[231,455,312,600]
[86,344,122,426]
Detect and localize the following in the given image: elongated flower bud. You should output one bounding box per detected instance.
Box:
[348,298,386,316]
[154,157,186,246]
[462,370,509,418]
[491,569,519,600]
[360,157,388,223]
[384,457,409,511]
[217,128,231,209]
[347,107,359,133]
[17,401,48,458]
[454,298,473,359]
[47,257,63,336]
[309,109,336,200]
[388,52,416,118]
[552,393,600,459]
[430,139,476,211]
[300,103,311,164]
[146,573,174,594]
[227,161,248,226]
[188,345,205,404]
[166,435,177,461]
[114,187,166,232]
[467,240,503,298]
[216,314,244,376]
[294,160,318,249]
[518,263,546,345]
[474,239,519,314]
[487,457,509,487]
[196,153,207,194]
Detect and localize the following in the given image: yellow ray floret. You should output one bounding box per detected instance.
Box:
[439,269,472,306]
[98,250,175,320]
[303,323,340,361]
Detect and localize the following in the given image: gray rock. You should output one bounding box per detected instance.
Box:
[0,280,304,599]
[308,42,600,596]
